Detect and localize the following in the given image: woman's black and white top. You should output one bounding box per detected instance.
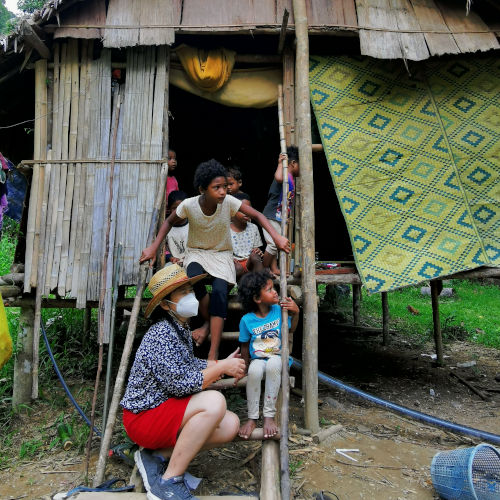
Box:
[120,316,207,413]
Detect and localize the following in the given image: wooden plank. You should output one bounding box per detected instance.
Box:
[104,0,140,48]
[437,0,500,53]
[54,0,106,39]
[139,0,175,45]
[307,0,357,27]
[411,0,460,56]
[356,0,404,59]
[391,0,429,61]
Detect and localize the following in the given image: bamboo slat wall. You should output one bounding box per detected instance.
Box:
[24,41,167,341]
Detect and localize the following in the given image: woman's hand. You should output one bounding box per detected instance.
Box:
[221,348,246,379]
[139,245,157,266]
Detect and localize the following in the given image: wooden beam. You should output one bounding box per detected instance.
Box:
[293,0,319,435]
[260,440,281,500]
[20,21,50,59]
[278,9,290,54]
[430,280,444,365]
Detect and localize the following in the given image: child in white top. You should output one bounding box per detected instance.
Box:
[230,194,263,280]
[166,190,189,266]
[140,159,290,360]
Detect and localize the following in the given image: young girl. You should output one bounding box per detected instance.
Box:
[140,159,290,360]
[121,263,246,500]
[166,190,188,266]
[237,270,299,440]
[166,149,179,201]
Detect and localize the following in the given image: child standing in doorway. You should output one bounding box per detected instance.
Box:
[166,149,179,201]
[230,193,264,280]
[226,166,250,201]
[237,270,299,439]
[262,146,300,276]
[166,190,189,266]
[140,159,290,360]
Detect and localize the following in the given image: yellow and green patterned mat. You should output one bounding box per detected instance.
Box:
[310,56,499,293]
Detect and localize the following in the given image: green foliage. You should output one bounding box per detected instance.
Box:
[17,0,45,14]
[19,438,43,459]
[333,280,500,348]
[0,1,15,36]
[289,459,303,477]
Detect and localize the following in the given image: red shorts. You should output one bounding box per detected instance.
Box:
[122,396,191,449]
[236,258,249,273]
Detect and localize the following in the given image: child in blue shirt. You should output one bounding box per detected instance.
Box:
[237,270,299,439]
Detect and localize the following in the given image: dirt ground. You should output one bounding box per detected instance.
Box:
[1,333,499,500]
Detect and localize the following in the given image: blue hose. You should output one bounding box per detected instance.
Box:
[41,320,101,436]
[291,357,500,446]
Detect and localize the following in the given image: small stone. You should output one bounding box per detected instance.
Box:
[429,388,436,397]
[457,361,477,368]
[322,396,344,410]
[414,400,420,407]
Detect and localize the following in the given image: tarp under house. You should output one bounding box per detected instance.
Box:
[310,55,500,293]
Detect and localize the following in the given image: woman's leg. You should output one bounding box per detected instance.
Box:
[239,359,265,439]
[262,355,281,438]
[162,390,238,480]
[207,277,228,360]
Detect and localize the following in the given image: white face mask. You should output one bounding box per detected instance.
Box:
[166,292,199,318]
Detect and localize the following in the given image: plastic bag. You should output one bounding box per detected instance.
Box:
[0,292,12,369]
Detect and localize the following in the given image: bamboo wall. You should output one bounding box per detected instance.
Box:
[24,40,168,339]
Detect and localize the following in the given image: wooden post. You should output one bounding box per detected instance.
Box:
[260,440,281,500]
[381,291,389,345]
[352,284,361,326]
[293,0,319,435]
[82,306,91,349]
[430,280,444,365]
[12,306,35,407]
[277,85,290,500]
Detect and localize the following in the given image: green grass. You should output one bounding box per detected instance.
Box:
[331,280,500,348]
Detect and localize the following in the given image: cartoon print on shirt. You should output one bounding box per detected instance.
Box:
[252,328,280,358]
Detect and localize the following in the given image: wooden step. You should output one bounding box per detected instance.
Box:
[208,376,294,390]
[74,494,249,499]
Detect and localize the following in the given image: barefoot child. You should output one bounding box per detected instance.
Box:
[237,270,299,439]
[262,146,300,276]
[231,194,264,280]
[166,190,188,266]
[140,159,290,360]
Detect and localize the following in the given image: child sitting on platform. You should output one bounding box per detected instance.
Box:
[140,159,290,360]
[237,270,299,440]
[166,190,189,266]
[230,193,264,280]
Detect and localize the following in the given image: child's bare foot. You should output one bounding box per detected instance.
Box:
[238,419,257,439]
[192,321,209,346]
[263,417,279,439]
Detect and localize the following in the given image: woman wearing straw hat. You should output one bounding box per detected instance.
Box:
[120,263,246,500]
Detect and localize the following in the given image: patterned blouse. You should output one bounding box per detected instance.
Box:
[120,316,207,413]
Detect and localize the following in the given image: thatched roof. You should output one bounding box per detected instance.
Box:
[1,0,499,65]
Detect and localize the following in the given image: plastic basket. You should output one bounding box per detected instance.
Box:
[431,443,500,500]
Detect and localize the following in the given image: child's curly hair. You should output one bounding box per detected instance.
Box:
[193,159,227,191]
[227,165,242,181]
[238,270,275,312]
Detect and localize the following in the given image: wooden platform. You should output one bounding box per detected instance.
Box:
[74,494,247,500]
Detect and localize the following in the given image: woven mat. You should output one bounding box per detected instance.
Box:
[309,56,500,293]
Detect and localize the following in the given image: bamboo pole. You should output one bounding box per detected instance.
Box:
[12,307,35,406]
[381,291,389,345]
[352,284,361,326]
[93,48,171,485]
[93,164,169,487]
[31,151,52,400]
[293,0,319,434]
[85,92,121,477]
[277,84,290,500]
[260,441,281,500]
[30,59,48,399]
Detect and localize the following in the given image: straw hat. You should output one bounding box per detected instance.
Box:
[144,263,207,318]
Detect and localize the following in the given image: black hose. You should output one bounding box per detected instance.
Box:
[41,320,101,436]
[291,357,500,446]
